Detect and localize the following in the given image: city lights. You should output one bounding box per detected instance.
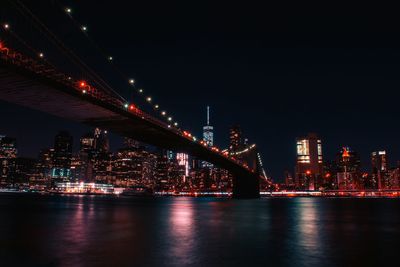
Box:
[81,26,88,31]
[129,79,135,85]
[3,23,9,30]
[65,7,72,14]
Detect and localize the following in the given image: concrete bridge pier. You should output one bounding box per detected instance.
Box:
[232,171,260,199]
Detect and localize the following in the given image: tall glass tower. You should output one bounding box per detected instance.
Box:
[202,106,214,168]
[203,106,214,147]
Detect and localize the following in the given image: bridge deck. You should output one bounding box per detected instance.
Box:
[0,54,260,198]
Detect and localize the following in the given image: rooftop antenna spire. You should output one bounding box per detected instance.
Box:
[207,106,210,126]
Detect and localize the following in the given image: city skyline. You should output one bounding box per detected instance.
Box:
[2,1,400,180]
[2,2,400,267]
[2,126,399,185]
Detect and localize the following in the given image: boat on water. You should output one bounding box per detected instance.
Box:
[121,186,154,197]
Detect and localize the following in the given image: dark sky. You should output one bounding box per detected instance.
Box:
[1,1,400,181]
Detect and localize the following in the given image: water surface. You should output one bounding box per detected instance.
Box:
[0,194,399,267]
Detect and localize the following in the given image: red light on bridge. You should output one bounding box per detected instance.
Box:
[129,104,136,111]
[79,81,87,88]
[306,170,311,175]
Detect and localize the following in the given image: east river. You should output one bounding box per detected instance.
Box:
[1,194,399,267]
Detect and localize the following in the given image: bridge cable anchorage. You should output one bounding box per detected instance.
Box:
[8,0,127,103]
[54,1,181,127]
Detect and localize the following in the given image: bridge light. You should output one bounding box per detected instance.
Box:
[3,23,9,30]
[193,137,197,141]
[168,125,171,128]
[167,117,172,121]
[81,26,87,31]
[138,89,143,93]
[39,53,44,58]
[65,8,72,14]
[154,104,159,109]
[129,104,135,110]
[124,103,129,109]
[79,81,86,87]
[161,111,166,116]
[146,97,152,102]
[82,89,87,94]
[129,79,135,85]
[108,56,113,61]
[174,122,178,126]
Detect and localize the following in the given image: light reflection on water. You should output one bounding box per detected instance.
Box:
[1,195,400,267]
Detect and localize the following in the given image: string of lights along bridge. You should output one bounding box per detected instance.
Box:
[1,4,199,149]
[0,0,269,198]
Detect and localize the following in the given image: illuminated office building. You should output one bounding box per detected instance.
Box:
[295,133,323,190]
[202,106,214,168]
[229,125,243,152]
[371,151,389,189]
[51,131,73,182]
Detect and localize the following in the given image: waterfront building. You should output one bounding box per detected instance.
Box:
[0,135,17,186]
[295,133,323,190]
[51,131,73,183]
[371,151,389,189]
[335,147,362,190]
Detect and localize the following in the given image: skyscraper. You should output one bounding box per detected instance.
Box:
[94,128,109,152]
[335,147,361,190]
[0,135,17,185]
[202,106,214,168]
[203,106,214,147]
[52,131,73,182]
[229,125,243,152]
[295,133,323,190]
[177,153,189,177]
[371,151,388,173]
[371,151,388,189]
[0,135,17,159]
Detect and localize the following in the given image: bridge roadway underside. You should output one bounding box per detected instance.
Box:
[0,61,259,198]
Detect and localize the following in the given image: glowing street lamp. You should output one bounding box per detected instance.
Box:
[39,53,44,58]
[81,26,88,31]
[146,97,152,102]
[129,79,135,85]
[161,111,166,116]
[108,56,113,61]
[3,23,9,30]
[65,8,72,14]
[154,104,159,109]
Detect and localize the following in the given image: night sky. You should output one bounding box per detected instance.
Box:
[1,1,400,181]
